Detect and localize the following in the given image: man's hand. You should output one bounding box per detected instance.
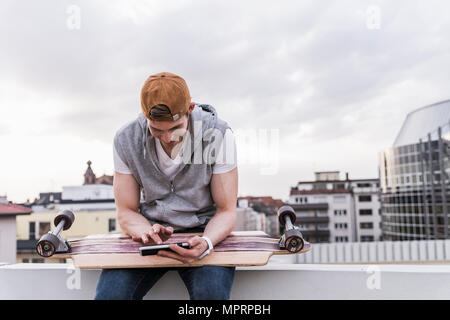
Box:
[129,223,174,245]
[156,236,209,264]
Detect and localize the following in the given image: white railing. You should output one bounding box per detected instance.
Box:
[291,239,450,264]
[1,262,450,299]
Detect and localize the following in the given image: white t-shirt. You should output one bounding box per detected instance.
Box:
[113,128,237,177]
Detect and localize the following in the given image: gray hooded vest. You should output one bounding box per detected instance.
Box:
[113,104,231,231]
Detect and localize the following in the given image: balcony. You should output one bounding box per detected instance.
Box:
[290,203,329,211]
[301,229,330,237]
[17,239,38,254]
[296,216,330,224]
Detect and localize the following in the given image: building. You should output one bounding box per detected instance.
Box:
[16,161,118,263]
[350,179,382,242]
[288,171,381,243]
[235,196,284,236]
[379,100,450,240]
[16,209,120,263]
[0,196,32,264]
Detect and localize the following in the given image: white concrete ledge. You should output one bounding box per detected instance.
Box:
[1,263,450,300]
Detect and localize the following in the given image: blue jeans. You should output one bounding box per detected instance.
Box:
[94,266,235,300]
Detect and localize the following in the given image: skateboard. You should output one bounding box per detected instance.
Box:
[36,206,311,269]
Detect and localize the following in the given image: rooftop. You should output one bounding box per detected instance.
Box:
[393,99,450,147]
[290,188,350,195]
[0,201,32,216]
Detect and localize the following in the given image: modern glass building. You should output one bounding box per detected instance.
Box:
[379,100,450,240]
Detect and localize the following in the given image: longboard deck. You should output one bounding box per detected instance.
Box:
[55,231,311,269]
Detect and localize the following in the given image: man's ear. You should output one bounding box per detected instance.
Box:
[188,102,195,113]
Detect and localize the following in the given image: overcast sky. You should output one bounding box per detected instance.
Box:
[1,0,450,203]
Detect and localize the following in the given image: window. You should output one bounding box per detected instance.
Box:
[39,222,51,237]
[361,236,374,242]
[109,219,116,232]
[358,195,372,202]
[359,209,373,216]
[360,222,373,229]
[313,183,326,190]
[335,236,349,242]
[29,222,36,240]
[357,183,371,187]
[316,211,328,217]
[334,209,347,216]
[317,223,329,230]
[297,212,312,217]
[296,197,308,203]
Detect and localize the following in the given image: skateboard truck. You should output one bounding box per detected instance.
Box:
[277,205,305,253]
[36,210,75,258]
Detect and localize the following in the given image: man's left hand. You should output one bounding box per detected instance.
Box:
[156,236,209,264]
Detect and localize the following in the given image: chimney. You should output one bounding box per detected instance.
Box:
[345,172,349,181]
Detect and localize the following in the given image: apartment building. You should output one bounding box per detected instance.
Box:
[288,171,381,243]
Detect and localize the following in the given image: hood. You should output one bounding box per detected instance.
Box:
[137,103,218,160]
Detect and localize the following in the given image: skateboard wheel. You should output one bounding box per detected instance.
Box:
[285,235,304,253]
[36,233,60,257]
[277,205,296,226]
[54,210,75,230]
[283,228,304,253]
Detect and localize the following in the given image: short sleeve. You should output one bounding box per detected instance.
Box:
[113,135,133,174]
[212,128,237,174]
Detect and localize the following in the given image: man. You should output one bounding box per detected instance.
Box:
[94,72,238,300]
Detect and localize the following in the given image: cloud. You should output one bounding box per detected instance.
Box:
[0,126,10,136]
[1,0,450,202]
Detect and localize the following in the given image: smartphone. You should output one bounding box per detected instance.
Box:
[139,242,190,256]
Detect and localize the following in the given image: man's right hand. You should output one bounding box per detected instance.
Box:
[129,224,174,245]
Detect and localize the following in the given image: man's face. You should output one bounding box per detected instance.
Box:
[148,114,189,148]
